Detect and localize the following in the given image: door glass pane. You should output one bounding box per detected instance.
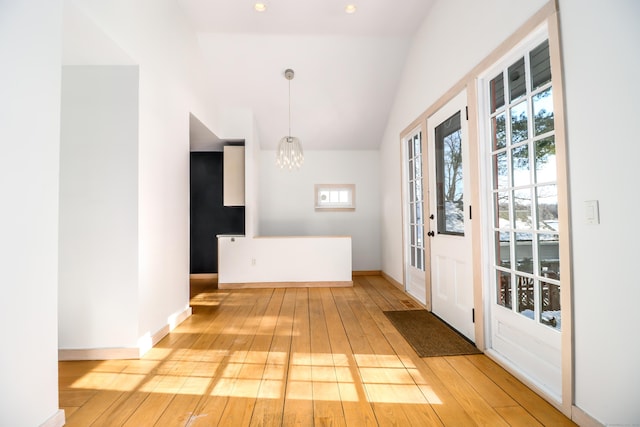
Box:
[534,136,556,183]
[516,275,535,316]
[435,111,464,235]
[530,40,551,90]
[493,151,508,189]
[510,101,528,144]
[497,270,512,309]
[492,112,507,150]
[490,73,505,113]
[406,132,425,272]
[495,192,510,228]
[515,232,533,273]
[540,281,561,330]
[533,88,554,135]
[539,234,560,280]
[512,144,530,187]
[537,185,558,230]
[508,57,526,101]
[513,188,532,229]
[496,231,511,268]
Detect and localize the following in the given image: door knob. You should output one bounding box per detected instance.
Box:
[427,231,435,237]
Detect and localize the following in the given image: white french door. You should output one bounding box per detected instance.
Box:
[480,30,563,401]
[427,91,475,342]
[403,129,427,304]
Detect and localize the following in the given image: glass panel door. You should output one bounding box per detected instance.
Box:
[482,34,563,401]
[488,39,561,330]
[408,132,425,272]
[404,130,426,304]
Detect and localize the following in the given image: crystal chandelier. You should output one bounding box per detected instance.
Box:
[276,69,304,170]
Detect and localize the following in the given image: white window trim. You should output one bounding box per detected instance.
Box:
[314,184,355,211]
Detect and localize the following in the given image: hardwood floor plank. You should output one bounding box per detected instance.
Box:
[495,406,545,426]
[350,279,478,426]
[282,288,314,426]
[331,287,414,427]
[309,289,347,427]
[320,288,378,427]
[250,289,295,427]
[423,357,509,426]
[466,355,577,426]
[59,276,575,427]
[445,355,517,408]
[189,289,275,427]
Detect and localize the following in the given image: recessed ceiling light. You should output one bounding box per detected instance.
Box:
[254,2,267,12]
[345,4,357,14]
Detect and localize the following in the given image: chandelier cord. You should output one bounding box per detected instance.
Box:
[288,78,292,139]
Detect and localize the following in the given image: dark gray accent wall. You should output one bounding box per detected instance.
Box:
[190,152,245,273]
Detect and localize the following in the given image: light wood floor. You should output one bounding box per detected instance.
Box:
[59,275,576,426]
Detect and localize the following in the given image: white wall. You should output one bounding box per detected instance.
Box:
[380,0,640,424]
[0,1,64,426]
[380,0,548,283]
[218,236,352,284]
[59,66,140,350]
[559,0,640,424]
[66,0,219,349]
[259,150,381,271]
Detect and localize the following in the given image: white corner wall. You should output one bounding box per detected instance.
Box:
[558,0,640,424]
[380,0,640,424]
[259,150,381,271]
[0,1,64,426]
[379,0,547,283]
[68,0,220,349]
[59,66,140,350]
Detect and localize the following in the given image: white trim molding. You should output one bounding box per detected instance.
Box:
[58,306,192,361]
[40,409,65,427]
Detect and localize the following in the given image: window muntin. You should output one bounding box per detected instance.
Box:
[487,39,561,330]
[406,132,425,271]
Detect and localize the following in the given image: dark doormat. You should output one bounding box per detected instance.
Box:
[383,310,482,358]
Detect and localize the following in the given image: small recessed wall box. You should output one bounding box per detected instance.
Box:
[585,200,600,225]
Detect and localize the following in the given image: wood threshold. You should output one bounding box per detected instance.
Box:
[189,273,218,280]
[352,270,381,276]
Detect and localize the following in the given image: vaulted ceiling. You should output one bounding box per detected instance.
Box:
[178,0,436,150]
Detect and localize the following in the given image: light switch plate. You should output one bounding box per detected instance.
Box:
[585,200,600,224]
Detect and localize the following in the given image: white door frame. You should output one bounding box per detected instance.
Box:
[401,126,430,306]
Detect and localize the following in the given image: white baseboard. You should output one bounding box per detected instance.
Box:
[381,271,404,290]
[58,347,139,361]
[572,405,604,427]
[40,409,65,427]
[58,306,192,361]
[218,281,353,289]
[150,307,192,348]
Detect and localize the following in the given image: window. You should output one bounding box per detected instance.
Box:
[485,38,561,330]
[314,184,355,211]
